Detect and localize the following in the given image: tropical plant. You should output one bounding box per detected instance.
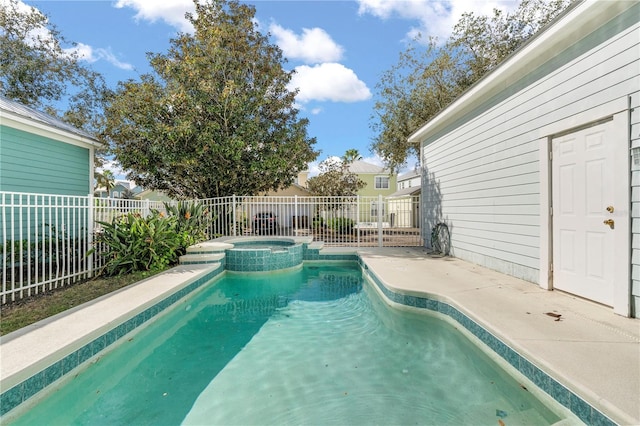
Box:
[120,188,137,199]
[164,201,213,254]
[95,169,115,194]
[92,211,182,276]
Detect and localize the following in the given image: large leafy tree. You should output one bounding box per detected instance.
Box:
[104,0,318,199]
[0,0,110,141]
[370,0,571,172]
[307,151,366,197]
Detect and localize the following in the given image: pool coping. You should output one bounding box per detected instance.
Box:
[1,247,638,425]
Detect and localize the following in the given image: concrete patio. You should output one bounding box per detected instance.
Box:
[356,247,640,426]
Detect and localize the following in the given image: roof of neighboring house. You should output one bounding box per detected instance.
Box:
[388,186,421,198]
[407,0,630,144]
[265,182,310,196]
[398,169,420,181]
[348,160,390,174]
[0,96,102,147]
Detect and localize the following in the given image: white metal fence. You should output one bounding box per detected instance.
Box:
[1,191,422,303]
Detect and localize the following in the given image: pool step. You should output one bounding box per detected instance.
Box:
[179,252,225,265]
[186,241,234,254]
[308,241,324,250]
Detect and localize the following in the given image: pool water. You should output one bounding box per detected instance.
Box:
[8,264,566,425]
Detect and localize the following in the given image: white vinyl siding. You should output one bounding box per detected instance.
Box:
[422,11,639,283]
[630,91,640,317]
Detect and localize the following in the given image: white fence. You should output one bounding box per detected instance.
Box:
[1,191,422,303]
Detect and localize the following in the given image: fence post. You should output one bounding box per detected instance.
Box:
[294,195,298,230]
[356,196,360,248]
[87,193,94,277]
[377,194,383,247]
[232,195,237,236]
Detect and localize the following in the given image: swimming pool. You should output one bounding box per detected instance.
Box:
[4,263,577,425]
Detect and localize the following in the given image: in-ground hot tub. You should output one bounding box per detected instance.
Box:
[224,238,304,272]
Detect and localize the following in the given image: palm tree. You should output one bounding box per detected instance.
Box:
[95,169,115,195]
[342,149,362,164]
[120,188,137,199]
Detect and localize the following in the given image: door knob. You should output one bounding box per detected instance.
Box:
[603,219,614,227]
[606,206,614,213]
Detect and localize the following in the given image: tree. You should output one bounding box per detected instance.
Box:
[103,0,318,199]
[120,188,137,199]
[95,169,115,194]
[342,149,362,163]
[0,0,111,170]
[370,0,571,172]
[307,152,366,197]
[370,39,463,173]
[0,0,109,127]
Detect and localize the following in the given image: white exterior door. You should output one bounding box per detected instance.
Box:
[552,121,616,306]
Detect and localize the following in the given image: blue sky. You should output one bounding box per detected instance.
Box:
[20,0,518,180]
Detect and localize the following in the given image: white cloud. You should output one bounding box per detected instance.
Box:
[97,160,131,182]
[5,1,135,72]
[114,0,194,32]
[67,43,134,70]
[289,63,371,104]
[269,24,344,64]
[357,0,518,42]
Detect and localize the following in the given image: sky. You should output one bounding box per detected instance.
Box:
[19,0,519,181]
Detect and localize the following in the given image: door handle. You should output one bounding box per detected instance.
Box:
[603,219,614,227]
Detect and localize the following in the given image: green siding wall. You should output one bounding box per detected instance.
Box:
[0,125,90,195]
[357,173,398,197]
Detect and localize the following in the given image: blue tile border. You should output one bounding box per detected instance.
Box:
[0,263,224,417]
[361,261,618,426]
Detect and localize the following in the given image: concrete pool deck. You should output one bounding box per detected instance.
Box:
[1,247,638,424]
[356,247,640,426]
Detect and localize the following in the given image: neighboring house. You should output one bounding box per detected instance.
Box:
[135,188,173,203]
[388,169,421,228]
[263,170,311,197]
[347,160,397,224]
[0,96,102,244]
[0,96,101,195]
[95,180,142,199]
[256,170,313,229]
[348,160,397,197]
[408,1,639,317]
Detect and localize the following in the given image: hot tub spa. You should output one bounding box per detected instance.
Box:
[224,239,304,272]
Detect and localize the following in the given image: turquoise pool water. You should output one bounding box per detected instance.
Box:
[8,264,566,425]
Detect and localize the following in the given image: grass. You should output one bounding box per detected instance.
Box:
[0,270,164,336]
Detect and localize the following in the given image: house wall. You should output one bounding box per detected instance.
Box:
[397,174,421,190]
[357,173,397,197]
[0,125,91,196]
[421,5,639,286]
[631,91,640,317]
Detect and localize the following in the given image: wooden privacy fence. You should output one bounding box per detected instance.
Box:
[1,191,422,303]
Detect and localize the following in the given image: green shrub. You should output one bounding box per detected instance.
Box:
[312,214,325,229]
[92,211,182,276]
[164,201,213,254]
[328,217,354,234]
